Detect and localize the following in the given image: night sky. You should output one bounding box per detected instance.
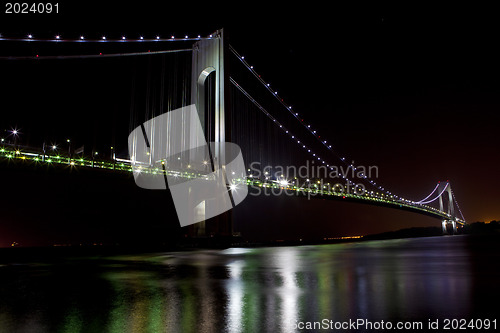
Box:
[1,2,499,246]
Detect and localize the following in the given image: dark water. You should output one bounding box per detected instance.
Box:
[0,235,499,332]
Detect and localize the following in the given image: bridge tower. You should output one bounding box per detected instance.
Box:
[187,29,233,239]
[440,182,457,235]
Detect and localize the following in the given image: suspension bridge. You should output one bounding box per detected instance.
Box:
[0,29,466,238]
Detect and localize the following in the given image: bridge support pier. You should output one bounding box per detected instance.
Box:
[442,220,457,235]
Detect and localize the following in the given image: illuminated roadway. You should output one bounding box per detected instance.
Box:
[0,145,466,226]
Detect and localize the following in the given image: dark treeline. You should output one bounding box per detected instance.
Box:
[464,221,500,234]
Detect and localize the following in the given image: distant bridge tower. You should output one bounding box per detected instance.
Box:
[440,182,457,234]
[187,29,233,239]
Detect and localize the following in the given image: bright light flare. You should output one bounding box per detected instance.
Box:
[278,179,289,187]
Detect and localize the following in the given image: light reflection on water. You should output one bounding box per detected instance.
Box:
[0,235,498,332]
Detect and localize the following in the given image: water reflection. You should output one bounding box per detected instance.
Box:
[0,236,494,332]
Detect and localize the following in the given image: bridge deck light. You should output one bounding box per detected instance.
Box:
[279,179,289,187]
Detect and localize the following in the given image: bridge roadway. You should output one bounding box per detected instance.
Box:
[0,145,466,226]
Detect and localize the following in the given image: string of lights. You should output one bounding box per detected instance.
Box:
[0,34,214,43]
[228,45,404,200]
[0,32,212,59]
